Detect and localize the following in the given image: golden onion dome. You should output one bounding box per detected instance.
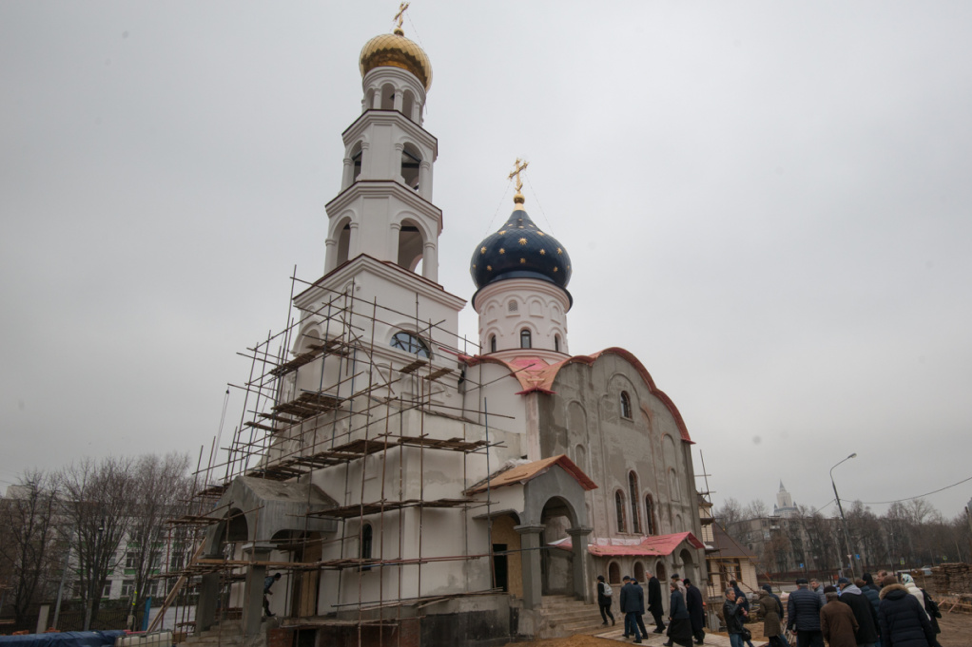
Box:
[359,28,432,91]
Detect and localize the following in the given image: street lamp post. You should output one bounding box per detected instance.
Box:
[830,453,857,579]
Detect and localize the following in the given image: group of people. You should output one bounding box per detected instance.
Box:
[597,572,706,646]
[722,571,943,647]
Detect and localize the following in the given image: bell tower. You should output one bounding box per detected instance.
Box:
[323,12,441,282]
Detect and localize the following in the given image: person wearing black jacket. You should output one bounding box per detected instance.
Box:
[648,574,666,633]
[620,575,645,644]
[837,577,880,647]
[878,576,934,647]
[685,578,706,645]
[597,575,616,626]
[723,588,748,647]
[787,578,823,647]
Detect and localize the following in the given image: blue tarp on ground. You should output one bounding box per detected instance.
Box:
[0,631,126,647]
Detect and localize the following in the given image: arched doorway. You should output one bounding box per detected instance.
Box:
[679,549,697,588]
[540,496,576,595]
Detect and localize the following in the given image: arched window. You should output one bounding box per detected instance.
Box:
[380,84,395,110]
[554,334,561,353]
[634,561,646,583]
[396,219,424,272]
[608,561,621,585]
[336,221,351,266]
[390,331,430,358]
[401,144,421,191]
[645,494,657,535]
[520,329,532,349]
[489,335,497,353]
[620,391,632,419]
[615,490,627,533]
[628,472,641,534]
[508,300,518,312]
[361,523,373,559]
[401,90,415,120]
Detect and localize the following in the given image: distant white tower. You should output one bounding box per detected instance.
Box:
[775,481,798,518]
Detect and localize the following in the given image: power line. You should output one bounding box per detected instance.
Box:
[843,475,972,506]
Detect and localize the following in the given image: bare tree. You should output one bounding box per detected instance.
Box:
[0,471,64,625]
[745,498,769,519]
[58,456,135,629]
[123,453,192,623]
[714,497,743,528]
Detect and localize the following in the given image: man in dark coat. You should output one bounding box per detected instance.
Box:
[820,586,858,647]
[684,578,706,645]
[878,576,934,647]
[723,588,748,647]
[632,577,650,638]
[666,581,694,647]
[648,573,666,632]
[729,581,756,647]
[619,575,644,643]
[787,578,824,647]
[837,577,880,647]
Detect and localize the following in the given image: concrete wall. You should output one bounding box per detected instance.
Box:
[538,353,700,542]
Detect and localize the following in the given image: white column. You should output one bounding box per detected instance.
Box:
[393,143,404,183]
[348,222,360,257]
[393,89,404,112]
[419,161,432,200]
[359,142,370,179]
[422,241,437,282]
[324,239,337,273]
[389,222,402,264]
[372,89,382,109]
[411,99,422,123]
[341,157,353,189]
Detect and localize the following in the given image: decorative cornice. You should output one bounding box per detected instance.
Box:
[294,253,466,311]
[342,109,438,158]
[325,180,443,234]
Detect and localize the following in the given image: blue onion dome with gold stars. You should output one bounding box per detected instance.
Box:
[470,191,572,295]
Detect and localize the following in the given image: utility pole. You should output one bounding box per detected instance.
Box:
[830,453,857,580]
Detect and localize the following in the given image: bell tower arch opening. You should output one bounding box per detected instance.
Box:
[396,218,425,273]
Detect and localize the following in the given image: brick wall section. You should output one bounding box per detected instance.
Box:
[399,617,420,647]
[268,627,293,647]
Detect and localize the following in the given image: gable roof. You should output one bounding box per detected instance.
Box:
[709,523,758,559]
[465,454,598,494]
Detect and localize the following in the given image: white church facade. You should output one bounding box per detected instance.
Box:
[189,16,706,647]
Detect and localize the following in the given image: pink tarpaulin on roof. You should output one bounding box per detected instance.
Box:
[552,531,705,557]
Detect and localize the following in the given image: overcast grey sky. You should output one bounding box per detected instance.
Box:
[2,2,971,521]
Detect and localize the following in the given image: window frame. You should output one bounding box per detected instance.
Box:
[390,331,431,358]
[620,391,632,419]
[520,328,532,349]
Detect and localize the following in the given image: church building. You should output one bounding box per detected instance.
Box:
[188,14,705,647]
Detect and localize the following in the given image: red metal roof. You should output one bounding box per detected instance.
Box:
[553,531,705,557]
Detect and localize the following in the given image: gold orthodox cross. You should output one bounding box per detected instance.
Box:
[394,2,410,31]
[508,158,529,192]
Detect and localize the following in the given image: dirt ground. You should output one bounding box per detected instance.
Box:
[502,612,972,647]
[935,612,972,647]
